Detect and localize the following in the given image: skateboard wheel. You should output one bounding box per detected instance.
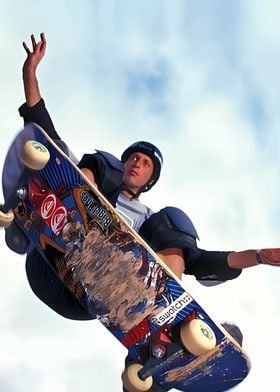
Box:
[121,363,153,392]
[180,318,216,356]
[0,208,15,228]
[20,140,50,170]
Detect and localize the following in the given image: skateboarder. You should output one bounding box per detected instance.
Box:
[18,33,280,278]
[4,32,280,391]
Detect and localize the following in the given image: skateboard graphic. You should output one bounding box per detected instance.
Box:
[0,123,251,392]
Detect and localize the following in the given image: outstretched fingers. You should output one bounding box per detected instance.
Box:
[22,33,46,56]
[39,32,47,54]
[22,40,30,55]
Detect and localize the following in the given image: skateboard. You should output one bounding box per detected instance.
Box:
[0,123,251,392]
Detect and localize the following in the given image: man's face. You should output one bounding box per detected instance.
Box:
[123,152,154,194]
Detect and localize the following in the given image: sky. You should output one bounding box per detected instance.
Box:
[0,0,280,391]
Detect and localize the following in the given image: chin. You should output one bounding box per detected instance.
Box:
[125,179,141,191]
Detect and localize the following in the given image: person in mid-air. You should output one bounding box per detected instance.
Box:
[3,33,279,392]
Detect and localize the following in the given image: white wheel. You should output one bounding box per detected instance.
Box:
[121,363,153,392]
[0,208,15,228]
[20,140,50,170]
[180,318,216,356]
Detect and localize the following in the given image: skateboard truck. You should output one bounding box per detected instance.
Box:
[16,187,28,200]
[137,326,185,381]
[138,342,185,380]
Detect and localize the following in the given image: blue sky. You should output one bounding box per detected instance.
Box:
[1,1,280,391]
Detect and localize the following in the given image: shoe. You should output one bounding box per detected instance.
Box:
[5,221,30,254]
[222,322,243,346]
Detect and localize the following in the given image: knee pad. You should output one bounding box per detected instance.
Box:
[139,206,199,253]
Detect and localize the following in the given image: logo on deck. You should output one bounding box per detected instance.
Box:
[80,190,113,230]
[50,206,68,234]
[41,194,56,219]
[40,194,67,234]
[150,292,193,326]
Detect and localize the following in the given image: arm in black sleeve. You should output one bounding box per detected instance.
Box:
[18,98,61,140]
[78,153,104,187]
[78,151,123,205]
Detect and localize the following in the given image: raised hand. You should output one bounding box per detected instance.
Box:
[22,33,47,107]
[22,33,47,74]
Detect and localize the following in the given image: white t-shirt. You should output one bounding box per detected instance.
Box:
[116,193,153,232]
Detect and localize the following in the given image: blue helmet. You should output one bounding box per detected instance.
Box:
[121,141,163,192]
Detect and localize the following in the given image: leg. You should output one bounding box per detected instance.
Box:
[157,248,184,279]
[25,248,92,320]
[139,207,198,280]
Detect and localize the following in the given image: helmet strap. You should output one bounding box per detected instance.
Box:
[121,184,142,200]
[121,176,153,200]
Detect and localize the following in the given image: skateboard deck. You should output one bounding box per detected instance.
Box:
[1,123,251,391]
